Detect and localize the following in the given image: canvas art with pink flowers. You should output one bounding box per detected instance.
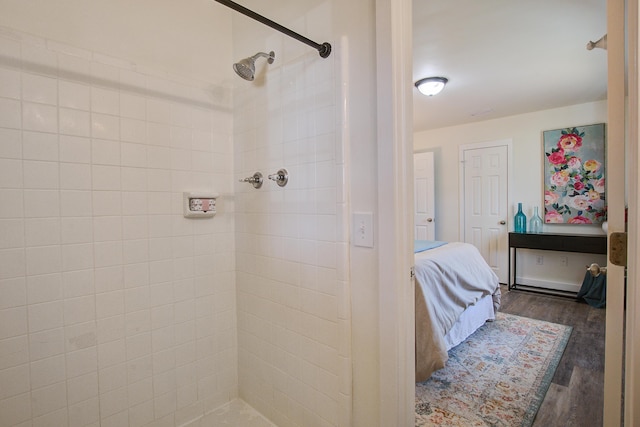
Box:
[543,123,606,224]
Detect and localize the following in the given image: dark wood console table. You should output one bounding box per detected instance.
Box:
[508,232,607,295]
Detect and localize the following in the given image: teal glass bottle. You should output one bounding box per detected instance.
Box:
[514,202,527,233]
[529,206,543,234]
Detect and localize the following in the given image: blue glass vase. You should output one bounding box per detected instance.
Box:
[529,206,543,234]
[514,202,527,233]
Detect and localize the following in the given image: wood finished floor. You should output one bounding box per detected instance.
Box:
[499,285,606,427]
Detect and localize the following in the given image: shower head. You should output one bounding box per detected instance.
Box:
[233,51,275,81]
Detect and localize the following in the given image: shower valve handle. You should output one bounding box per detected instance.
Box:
[268,168,289,187]
[239,172,263,189]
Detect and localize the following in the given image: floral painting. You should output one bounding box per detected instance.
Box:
[543,124,606,224]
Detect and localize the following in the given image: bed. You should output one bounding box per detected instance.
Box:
[414,240,501,382]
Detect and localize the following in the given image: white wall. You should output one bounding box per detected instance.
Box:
[0,1,382,426]
[231,3,349,425]
[0,0,233,84]
[331,3,379,426]
[0,27,237,427]
[414,101,608,290]
[230,1,378,425]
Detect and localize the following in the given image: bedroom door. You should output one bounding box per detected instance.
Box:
[414,151,435,240]
[461,142,509,284]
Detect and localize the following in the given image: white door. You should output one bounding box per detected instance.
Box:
[414,151,435,240]
[462,143,509,283]
[604,0,626,423]
[622,0,640,422]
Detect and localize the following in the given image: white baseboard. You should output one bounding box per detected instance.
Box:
[514,276,581,293]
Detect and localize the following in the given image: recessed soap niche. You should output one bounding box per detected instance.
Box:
[183,192,219,218]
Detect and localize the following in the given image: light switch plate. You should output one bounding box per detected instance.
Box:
[353,212,374,247]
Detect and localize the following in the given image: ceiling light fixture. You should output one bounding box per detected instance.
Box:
[415,76,448,96]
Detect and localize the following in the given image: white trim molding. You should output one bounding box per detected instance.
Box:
[376,0,415,425]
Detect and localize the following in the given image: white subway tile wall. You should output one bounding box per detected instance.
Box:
[232,3,351,426]
[0,28,236,427]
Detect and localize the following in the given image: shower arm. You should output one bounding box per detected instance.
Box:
[214,0,332,58]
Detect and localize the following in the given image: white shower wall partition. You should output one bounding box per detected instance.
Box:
[232,4,353,425]
[0,27,238,426]
[0,11,355,427]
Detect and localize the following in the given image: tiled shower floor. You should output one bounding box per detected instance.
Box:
[187,399,277,427]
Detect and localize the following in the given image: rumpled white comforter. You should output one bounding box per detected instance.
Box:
[414,241,501,382]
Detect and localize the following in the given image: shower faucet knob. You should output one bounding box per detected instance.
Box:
[239,172,263,189]
[268,168,289,187]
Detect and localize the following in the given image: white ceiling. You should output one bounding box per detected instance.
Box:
[412,0,608,132]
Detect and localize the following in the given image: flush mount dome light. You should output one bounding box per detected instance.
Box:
[415,77,448,96]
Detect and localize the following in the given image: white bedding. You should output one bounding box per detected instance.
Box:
[414,241,501,382]
[443,293,495,350]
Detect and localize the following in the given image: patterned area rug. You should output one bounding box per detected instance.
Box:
[416,312,572,427]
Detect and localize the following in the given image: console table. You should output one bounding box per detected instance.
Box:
[508,232,607,295]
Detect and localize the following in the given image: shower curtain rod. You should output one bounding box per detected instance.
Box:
[214,0,332,58]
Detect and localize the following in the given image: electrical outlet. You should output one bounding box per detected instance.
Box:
[560,256,568,266]
[536,256,544,265]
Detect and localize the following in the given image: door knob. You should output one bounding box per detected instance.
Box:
[499,220,506,225]
[426,218,433,222]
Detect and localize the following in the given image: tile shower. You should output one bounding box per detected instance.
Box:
[0,1,350,424]
[0,26,238,426]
